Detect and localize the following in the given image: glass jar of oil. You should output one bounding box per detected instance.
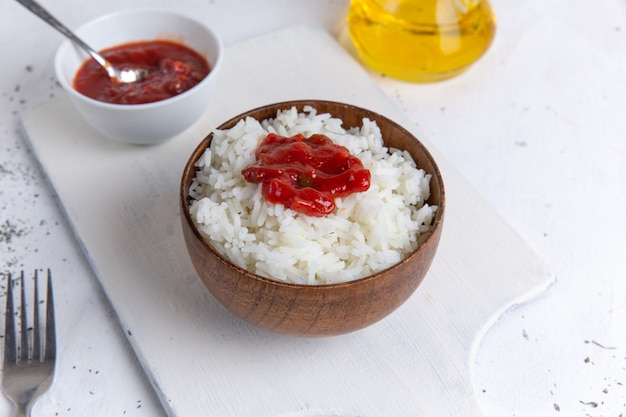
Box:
[346,0,496,82]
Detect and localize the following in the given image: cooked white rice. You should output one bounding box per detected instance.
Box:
[188,106,437,285]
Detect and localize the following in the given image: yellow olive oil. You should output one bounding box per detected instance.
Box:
[347,0,496,82]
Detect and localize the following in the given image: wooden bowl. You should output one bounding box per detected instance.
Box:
[180,100,445,337]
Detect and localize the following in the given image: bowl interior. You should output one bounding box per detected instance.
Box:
[182,100,444,285]
[55,8,222,101]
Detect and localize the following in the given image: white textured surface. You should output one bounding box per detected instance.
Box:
[19,26,550,417]
[2,0,625,416]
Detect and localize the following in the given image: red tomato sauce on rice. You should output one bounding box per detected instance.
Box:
[242,133,371,217]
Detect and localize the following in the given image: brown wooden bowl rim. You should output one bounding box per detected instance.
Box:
[180,99,445,291]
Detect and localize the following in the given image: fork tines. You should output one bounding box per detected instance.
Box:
[4,269,55,364]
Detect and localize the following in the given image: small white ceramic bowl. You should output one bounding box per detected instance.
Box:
[55,8,222,145]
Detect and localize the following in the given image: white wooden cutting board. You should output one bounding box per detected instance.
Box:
[21,25,551,417]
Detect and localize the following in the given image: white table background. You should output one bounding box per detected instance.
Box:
[0,0,624,416]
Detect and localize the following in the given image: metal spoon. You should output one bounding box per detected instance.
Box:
[15,0,149,84]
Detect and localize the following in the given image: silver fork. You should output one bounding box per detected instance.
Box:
[2,270,56,417]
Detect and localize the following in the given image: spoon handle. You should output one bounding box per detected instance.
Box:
[15,0,111,72]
